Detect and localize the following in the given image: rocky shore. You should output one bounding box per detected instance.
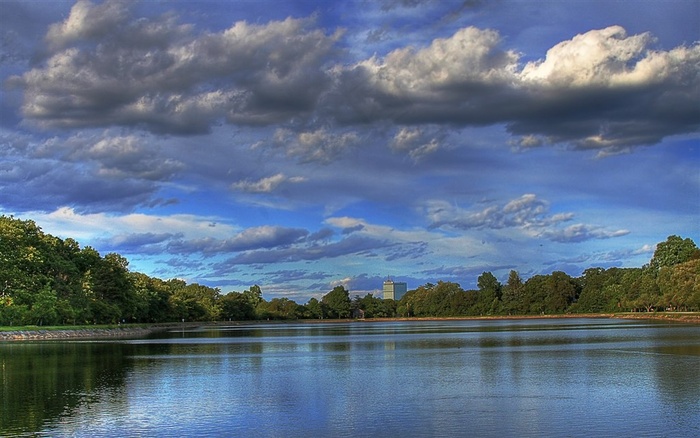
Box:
[0,326,164,341]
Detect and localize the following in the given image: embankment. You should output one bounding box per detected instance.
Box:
[0,326,165,341]
[1,313,697,341]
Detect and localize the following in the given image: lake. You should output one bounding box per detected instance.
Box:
[1,318,699,437]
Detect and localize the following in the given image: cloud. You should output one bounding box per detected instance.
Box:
[511,26,700,151]
[0,131,184,212]
[330,26,519,125]
[11,1,341,133]
[540,224,630,243]
[331,25,699,152]
[390,127,442,160]
[231,173,306,193]
[272,128,361,164]
[168,225,310,256]
[427,194,572,230]
[24,206,239,245]
[99,231,183,253]
[224,234,391,265]
[45,0,131,51]
[0,156,161,213]
[426,194,629,243]
[40,133,184,181]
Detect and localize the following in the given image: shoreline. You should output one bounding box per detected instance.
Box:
[2,313,698,341]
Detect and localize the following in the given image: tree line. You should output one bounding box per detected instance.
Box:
[1,215,698,326]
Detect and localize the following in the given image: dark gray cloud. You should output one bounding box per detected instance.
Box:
[9,1,341,133]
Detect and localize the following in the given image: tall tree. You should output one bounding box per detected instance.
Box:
[649,235,700,273]
[476,272,502,315]
[304,297,324,319]
[321,286,351,319]
[502,270,524,314]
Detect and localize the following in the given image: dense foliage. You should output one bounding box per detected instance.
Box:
[1,215,698,326]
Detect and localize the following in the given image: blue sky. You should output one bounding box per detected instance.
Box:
[1,0,698,303]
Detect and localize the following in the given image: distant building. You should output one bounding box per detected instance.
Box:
[383,278,407,301]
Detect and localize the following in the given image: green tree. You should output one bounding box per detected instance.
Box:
[522,275,549,314]
[543,271,578,313]
[649,235,699,273]
[657,259,700,311]
[258,297,301,320]
[30,286,59,326]
[358,293,395,318]
[476,272,502,315]
[304,297,323,319]
[244,285,263,306]
[501,270,524,314]
[90,253,136,323]
[169,283,221,322]
[321,286,351,319]
[631,271,661,312]
[220,292,256,320]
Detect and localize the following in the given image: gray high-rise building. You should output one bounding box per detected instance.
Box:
[383,278,407,300]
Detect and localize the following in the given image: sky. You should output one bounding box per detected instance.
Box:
[0,0,698,303]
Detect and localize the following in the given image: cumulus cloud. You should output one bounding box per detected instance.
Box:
[330,26,519,125]
[520,26,654,87]
[11,0,341,133]
[331,25,699,152]
[45,0,131,51]
[426,194,629,243]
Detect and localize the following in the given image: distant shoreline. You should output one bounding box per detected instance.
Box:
[1,313,698,341]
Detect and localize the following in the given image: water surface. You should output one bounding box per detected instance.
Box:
[2,318,699,437]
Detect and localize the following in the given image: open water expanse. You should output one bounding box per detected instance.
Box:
[1,318,699,437]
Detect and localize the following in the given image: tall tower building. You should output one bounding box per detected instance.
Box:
[383,278,407,301]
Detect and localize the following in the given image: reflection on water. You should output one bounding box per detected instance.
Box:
[1,319,699,437]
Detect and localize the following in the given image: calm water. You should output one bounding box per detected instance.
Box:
[1,318,699,437]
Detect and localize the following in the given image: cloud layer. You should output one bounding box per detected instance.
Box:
[8,1,699,153]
